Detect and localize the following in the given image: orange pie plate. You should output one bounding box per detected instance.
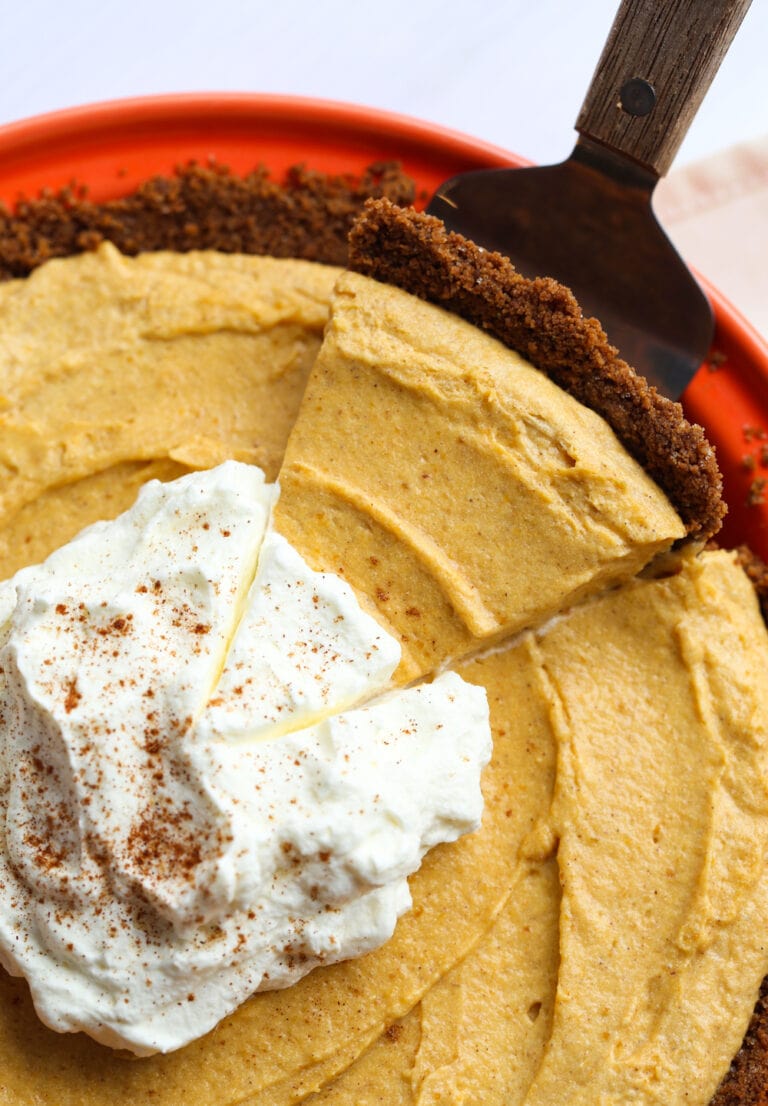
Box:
[1,92,766,557]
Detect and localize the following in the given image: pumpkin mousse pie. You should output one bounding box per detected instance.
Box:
[1,174,766,1106]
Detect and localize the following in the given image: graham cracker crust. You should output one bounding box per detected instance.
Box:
[0,161,415,279]
[712,977,768,1106]
[348,197,726,542]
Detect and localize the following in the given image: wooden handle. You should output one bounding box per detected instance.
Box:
[576,0,752,177]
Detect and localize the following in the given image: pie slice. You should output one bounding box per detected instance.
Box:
[274,201,722,682]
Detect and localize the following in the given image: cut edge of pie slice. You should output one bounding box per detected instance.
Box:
[275,200,721,682]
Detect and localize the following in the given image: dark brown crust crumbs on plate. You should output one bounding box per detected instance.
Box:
[348,197,726,542]
[0,161,415,279]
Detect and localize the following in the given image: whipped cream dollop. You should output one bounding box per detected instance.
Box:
[0,462,490,1055]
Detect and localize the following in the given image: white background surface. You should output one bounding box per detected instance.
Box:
[0,0,766,170]
[1,0,767,337]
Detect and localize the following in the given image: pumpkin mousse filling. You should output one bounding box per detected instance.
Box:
[0,165,766,1106]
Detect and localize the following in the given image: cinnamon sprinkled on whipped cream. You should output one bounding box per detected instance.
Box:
[0,462,490,1055]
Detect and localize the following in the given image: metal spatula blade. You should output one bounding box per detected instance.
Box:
[427,0,752,399]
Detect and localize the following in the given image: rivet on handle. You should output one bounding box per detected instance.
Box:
[577,0,752,176]
[619,77,657,116]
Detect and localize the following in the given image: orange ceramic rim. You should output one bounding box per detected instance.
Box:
[1,92,766,556]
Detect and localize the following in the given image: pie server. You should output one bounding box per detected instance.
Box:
[426,0,752,399]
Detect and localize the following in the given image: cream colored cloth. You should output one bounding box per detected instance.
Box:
[656,136,768,342]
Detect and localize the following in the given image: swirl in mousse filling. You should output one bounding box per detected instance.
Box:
[0,460,491,1055]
